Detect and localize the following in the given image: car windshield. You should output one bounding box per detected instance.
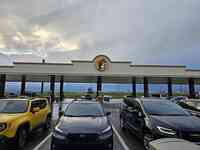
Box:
[0,100,28,113]
[64,102,105,117]
[143,100,190,116]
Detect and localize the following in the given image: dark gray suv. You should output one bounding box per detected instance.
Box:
[120,97,200,150]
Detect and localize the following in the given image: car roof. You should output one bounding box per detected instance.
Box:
[137,97,169,103]
[72,100,99,104]
[0,97,47,101]
[0,98,29,101]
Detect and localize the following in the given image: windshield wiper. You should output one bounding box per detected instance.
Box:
[166,114,187,116]
[79,115,98,117]
[65,115,80,117]
[150,113,164,116]
[151,113,187,116]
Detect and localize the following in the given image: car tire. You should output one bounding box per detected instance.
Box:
[109,140,114,150]
[143,133,154,150]
[120,116,126,130]
[50,141,57,150]
[44,115,52,131]
[16,127,28,150]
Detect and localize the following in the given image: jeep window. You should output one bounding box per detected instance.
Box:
[64,103,104,117]
[143,100,190,116]
[31,100,40,109]
[0,100,28,113]
[40,100,47,109]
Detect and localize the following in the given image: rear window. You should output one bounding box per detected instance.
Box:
[0,100,28,113]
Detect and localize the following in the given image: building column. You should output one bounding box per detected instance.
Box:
[60,76,64,102]
[21,75,26,95]
[168,77,173,97]
[59,76,64,117]
[144,77,149,97]
[188,78,195,98]
[50,75,55,103]
[41,81,44,95]
[96,76,102,96]
[132,77,136,97]
[0,74,6,98]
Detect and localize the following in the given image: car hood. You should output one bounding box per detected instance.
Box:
[58,116,109,134]
[151,115,200,132]
[0,113,26,123]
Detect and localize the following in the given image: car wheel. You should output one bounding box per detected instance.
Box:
[120,116,126,130]
[109,140,113,150]
[44,115,52,131]
[143,133,154,150]
[16,127,28,150]
[50,141,57,150]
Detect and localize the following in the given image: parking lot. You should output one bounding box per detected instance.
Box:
[14,99,144,150]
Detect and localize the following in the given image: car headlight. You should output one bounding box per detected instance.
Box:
[157,126,176,135]
[99,126,113,140]
[0,123,7,132]
[53,125,66,140]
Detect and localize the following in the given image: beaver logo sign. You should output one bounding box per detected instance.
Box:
[94,55,110,72]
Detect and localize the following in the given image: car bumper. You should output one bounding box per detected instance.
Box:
[51,134,113,150]
[0,135,13,149]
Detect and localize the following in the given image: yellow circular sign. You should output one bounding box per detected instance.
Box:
[94,55,110,72]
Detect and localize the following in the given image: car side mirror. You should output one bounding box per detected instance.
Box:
[106,112,111,116]
[138,111,145,118]
[32,107,40,113]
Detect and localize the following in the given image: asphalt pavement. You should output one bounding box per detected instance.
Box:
[105,104,144,150]
[4,99,145,150]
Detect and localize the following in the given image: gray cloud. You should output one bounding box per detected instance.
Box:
[0,0,200,67]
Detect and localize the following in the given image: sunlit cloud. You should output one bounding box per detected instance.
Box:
[32,26,55,42]
[0,22,79,59]
[0,36,5,48]
[0,44,5,49]
[55,41,80,51]
[0,0,199,66]
[12,36,20,42]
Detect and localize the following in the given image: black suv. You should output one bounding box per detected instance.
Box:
[51,100,113,150]
[120,97,200,150]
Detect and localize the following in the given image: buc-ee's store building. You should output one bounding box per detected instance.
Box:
[0,55,200,100]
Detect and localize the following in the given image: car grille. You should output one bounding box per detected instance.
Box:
[181,132,200,143]
[67,133,98,143]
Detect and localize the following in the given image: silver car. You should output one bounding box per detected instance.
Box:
[150,138,200,150]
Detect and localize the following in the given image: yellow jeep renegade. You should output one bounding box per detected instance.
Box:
[0,98,51,149]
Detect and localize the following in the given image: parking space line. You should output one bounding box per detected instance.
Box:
[32,126,131,150]
[32,133,52,150]
[112,124,131,150]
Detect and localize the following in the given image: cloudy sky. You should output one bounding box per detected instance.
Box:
[0,0,200,68]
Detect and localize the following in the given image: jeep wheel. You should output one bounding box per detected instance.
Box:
[44,116,52,131]
[16,127,28,150]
